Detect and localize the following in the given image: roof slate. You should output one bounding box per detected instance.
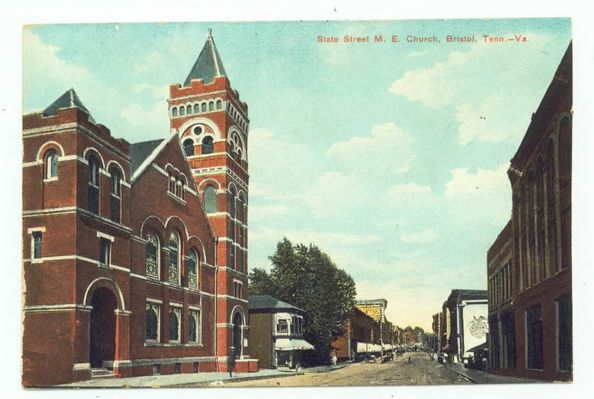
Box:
[130,139,164,175]
[42,88,94,122]
[249,295,305,314]
[183,32,227,86]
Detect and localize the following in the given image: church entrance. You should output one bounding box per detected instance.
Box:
[89,288,117,369]
[232,312,243,358]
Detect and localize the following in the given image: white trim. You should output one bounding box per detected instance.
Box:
[42,177,59,183]
[131,133,177,182]
[73,363,91,371]
[169,301,183,308]
[217,295,249,304]
[175,117,222,140]
[130,272,148,280]
[110,264,130,273]
[83,277,126,311]
[35,140,66,161]
[108,356,216,368]
[97,231,115,242]
[147,298,164,304]
[24,304,93,313]
[27,226,46,234]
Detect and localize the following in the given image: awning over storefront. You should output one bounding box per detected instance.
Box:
[355,342,383,353]
[274,338,315,351]
[383,344,393,351]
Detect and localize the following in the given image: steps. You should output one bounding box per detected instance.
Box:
[91,368,115,379]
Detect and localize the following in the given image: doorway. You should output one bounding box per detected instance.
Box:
[232,312,243,358]
[89,288,117,368]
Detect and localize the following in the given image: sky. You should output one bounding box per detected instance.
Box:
[23,19,571,331]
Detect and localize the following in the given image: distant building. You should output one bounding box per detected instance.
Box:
[442,289,488,363]
[331,307,382,361]
[487,43,572,381]
[355,299,393,349]
[248,295,313,369]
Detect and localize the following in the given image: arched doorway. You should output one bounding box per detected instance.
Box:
[89,288,117,368]
[232,312,243,358]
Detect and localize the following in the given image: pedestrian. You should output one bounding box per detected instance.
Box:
[227,346,236,378]
[332,353,338,367]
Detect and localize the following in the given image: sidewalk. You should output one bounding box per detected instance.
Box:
[58,368,303,388]
[445,363,543,384]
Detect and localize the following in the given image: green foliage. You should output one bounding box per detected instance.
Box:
[248,238,357,365]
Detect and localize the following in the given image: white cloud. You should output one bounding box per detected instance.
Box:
[400,229,439,244]
[389,33,560,145]
[22,29,120,118]
[120,101,168,131]
[134,51,166,73]
[387,183,431,196]
[326,122,415,175]
[132,83,169,100]
[444,163,511,226]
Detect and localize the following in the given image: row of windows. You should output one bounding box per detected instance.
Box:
[275,315,304,336]
[168,173,186,201]
[525,296,572,372]
[183,136,213,157]
[489,262,512,309]
[145,232,199,289]
[87,154,123,223]
[515,119,571,293]
[171,100,223,118]
[145,303,201,344]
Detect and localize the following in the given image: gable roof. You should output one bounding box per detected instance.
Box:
[130,139,164,175]
[184,31,227,86]
[42,88,95,122]
[249,295,305,314]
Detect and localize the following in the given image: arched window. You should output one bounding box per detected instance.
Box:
[183,139,195,157]
[558,117,572,271]
[169,308,180,342]
[180,106,185,116]
[546,140,557,273]
[176,180,182,198]
[110,168,121,223]
[208,101,214,111]
[193,104,199,114]
[168,173,175,193]
[145,304,159,341]
[228,186,237,218]
[202,136,214,155]
[201,103,207,113]
[216,100,222,110]
[145,233,160,279]
[87,155,100,214]
[186,105,192,115]
[172,107,178,117]
[168,232,180,284]
[204,185,217,213]
[238,194,245,247]
[45,150,58,179]
[187,249,198,289]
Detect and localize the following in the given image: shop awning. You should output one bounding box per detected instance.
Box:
[356,342,383,353]
[274,338,314,351]
[384,344,393,351]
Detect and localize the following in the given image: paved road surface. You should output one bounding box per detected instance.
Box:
[202,352,471,387]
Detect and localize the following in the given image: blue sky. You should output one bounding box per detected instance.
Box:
[23,19,571,330]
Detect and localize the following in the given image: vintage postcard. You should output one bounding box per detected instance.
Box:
[20,17,573,390]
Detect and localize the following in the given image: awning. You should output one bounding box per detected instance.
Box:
[468,341,488,353]
[274,338,314,351]
[356,342,383,353]
[384,344,393,351]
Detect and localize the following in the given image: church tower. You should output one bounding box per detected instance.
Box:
[167,31,250,369]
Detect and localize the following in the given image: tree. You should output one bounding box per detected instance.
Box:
[248,238,357,365]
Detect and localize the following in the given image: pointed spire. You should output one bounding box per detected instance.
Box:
[183,31,227,86]
[42,88,94,122]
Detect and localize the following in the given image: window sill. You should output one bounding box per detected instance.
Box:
[31,258,44,264]
[43,177,58,183]
[167,191,186,205]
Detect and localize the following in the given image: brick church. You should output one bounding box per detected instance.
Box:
[21,32,258,386]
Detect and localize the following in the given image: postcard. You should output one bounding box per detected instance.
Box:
[20,18,573,390]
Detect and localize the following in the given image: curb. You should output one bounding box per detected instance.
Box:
[444,364,477,384]
[167,371,305,387]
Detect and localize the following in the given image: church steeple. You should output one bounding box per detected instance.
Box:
[183,30,227,86]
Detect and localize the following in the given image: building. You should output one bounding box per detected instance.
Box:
[487,221,515,372]
[442,289,488,363]
[248,295,314,369]
[331,307,382,362]
[355,299,394,349]
[487,43,572,381]
[22,32,257,387]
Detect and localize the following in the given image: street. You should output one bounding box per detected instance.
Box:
[209,353,471,387]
